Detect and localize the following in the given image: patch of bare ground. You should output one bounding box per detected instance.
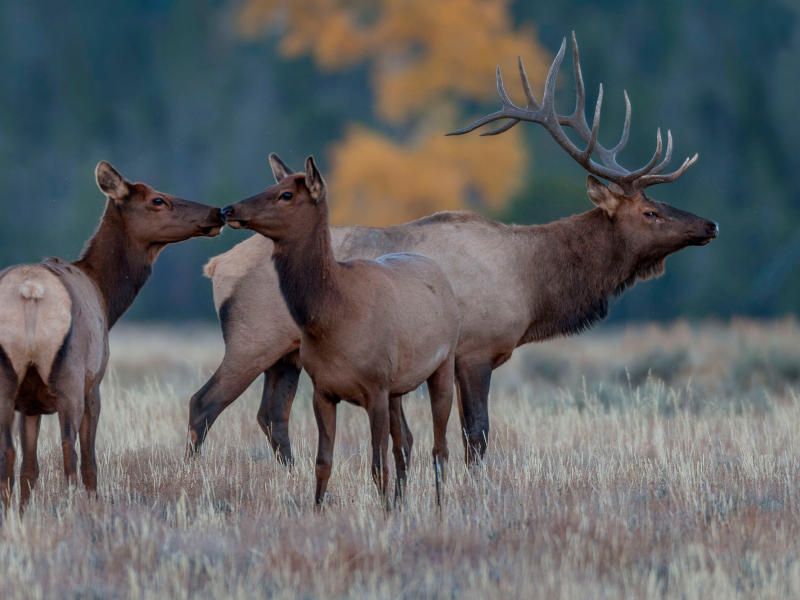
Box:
[2,319,800,598]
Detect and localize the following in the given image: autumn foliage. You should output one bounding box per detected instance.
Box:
[238,0,549,225]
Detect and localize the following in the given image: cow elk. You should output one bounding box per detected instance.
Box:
[0,162,224,511]
[189,33,718,466]
[220,155,460,507]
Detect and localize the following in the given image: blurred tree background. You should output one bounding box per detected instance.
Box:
[0,0,797,323]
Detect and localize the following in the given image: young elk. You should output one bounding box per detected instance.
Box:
[0,162,224,510]
[189,33,718,465]
[221,155,460,507]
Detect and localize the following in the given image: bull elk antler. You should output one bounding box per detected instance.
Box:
[447,33,698,197]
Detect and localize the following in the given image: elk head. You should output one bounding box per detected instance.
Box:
[448,33,718,277]
[95,161,224,247]
[221,154,327,244]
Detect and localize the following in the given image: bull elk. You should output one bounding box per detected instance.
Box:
[188,33,718,464]
[221,155,460,506]
[0,162,224,510]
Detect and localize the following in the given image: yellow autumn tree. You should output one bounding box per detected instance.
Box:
[238,0,549,226]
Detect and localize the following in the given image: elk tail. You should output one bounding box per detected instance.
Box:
[203,256,220,279]
[19,280,44,359]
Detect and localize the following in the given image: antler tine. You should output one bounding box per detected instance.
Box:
[610,90,631,156]
[558,33,590,139]
[635,153,698,189]
[495,65,515,108]
[648,129,673,175]
[541,38,567,111]
[582,84,603,159]
[571,32,585,117]
[479,66,524,136]
[620,128,663,182]
[480,118,521,136]
[445,108,512,136]
[446,65,526,136]
[518,56,541,110]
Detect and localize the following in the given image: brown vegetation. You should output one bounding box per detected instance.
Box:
[2,321,800,598]
[220,155,461,506]
[0,162,223,510]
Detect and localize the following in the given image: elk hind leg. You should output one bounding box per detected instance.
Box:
[367,391,391,509]
[427,356,455,507]
[54,373,85,490]
[0,368,18,511]
[257,354,301,465]
[0,410,15,511]
[389,395,408,504]
[187,352,271,456]
[399,403,413,467]
[19,414,41,509]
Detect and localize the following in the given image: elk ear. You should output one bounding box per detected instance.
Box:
[95,161,129,201]
[269,153,294,183]
[586,176,620,216]
[304,155,326,203]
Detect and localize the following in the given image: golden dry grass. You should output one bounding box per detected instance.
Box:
[3,319,800,598]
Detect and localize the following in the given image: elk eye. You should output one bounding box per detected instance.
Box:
[279,192,293,201]
[153,198,166,206]
[644,211,658,219]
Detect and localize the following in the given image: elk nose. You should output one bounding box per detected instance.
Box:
[705,221,719,236]
[221,205,235,220]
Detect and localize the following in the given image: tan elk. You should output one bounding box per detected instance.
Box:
[188,33,718,464]
[221,155,460,506]
[0,162,224,510]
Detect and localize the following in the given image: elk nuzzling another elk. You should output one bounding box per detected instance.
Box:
[221,155,460,506]
[189,33,718,465]
[0,162,224,511]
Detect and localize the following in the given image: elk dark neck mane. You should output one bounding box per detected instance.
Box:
[271,201,343,335]
[520,208,657,342]
[73,200,159,328]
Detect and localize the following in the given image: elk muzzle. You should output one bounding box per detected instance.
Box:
[691,220,719,246]
[220,205,248,229]
[199,207,226,237]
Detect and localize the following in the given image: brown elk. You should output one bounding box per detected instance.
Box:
[0,162,224,510]
[188,33,718,464]
[221,155,460,506]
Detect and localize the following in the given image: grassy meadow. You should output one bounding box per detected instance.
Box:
[2,320,800,598]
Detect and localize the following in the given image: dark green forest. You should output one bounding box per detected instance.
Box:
[0,0,797,323]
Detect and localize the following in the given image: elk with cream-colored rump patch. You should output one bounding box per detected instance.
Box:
[220,155,460,506]
[0,162,224,510]
[188,33,718,465]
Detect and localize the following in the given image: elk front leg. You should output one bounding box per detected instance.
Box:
[79,383,101,494]
[257,354,301,465]
[19,414,41,509]
[367,391,391,508]
[427,356,455,507]
[389,395,407,504]
[312,387,337,506]
[455,360,492,464]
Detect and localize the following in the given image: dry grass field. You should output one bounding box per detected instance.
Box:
[3,319,800,598]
